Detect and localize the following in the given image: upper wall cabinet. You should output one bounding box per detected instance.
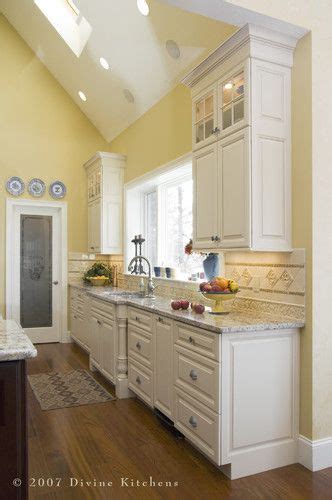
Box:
[183,24,297,252]
[84,152,126,255]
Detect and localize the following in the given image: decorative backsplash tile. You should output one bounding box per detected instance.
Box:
[68,252,123,282]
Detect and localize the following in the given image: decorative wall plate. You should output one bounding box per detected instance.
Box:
[28,178,46,197]
[49,180,66,199]
[6,176,25,196]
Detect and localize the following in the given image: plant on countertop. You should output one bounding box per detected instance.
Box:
[83,262,112,285]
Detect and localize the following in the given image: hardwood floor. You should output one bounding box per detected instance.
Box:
[27,343,332,500]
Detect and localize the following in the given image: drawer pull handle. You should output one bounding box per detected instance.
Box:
[189,416,197,428]
[136,341,142,350]
[189,370,198,381]
[189,336,194,344]
[136,376,141,385]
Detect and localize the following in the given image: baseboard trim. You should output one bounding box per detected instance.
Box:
[298,435,332,471]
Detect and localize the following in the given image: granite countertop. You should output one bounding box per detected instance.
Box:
[0,319,37,361]
[70,282,305,334]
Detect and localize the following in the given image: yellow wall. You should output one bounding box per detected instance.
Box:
[0,15,109,315]
[110,84,192,183]
[292,33,312,438]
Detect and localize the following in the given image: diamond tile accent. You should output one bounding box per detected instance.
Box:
[241,268,253,287]
[231,268,241,283]
[277,270,294,290]
[266,269,279,288]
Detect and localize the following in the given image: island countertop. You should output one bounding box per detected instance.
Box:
[69,283,305,334]
[0,319,37,361]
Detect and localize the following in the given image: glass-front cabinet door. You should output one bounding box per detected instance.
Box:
[192,84,218,150]
[218,63,248,137]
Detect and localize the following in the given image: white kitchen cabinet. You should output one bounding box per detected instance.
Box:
[70,287,90,352]
[192,142,219,250]
[84,152,125,255]
[89,299,116,382]
[185,24,296,252]
[192,83,218,150]
[154,315,173,419]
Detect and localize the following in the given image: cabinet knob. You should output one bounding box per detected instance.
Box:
[189,370,198,381]
[211,236,215,241]
[90,246,95,250]
[136,341,142,350]
[135,316,140,322]
[214,235,220,242]
[157,317,164,323]
[189,416,198,428]
[189,336,194,344]
[97,319,102,326]
[136,376,141,385]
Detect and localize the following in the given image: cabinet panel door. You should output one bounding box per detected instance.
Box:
[90,316,101,366]
[218,128,250,248]
[101,319,116,380]
[154,316,173,419]
[193,143,219,249]
[88,199,101,252]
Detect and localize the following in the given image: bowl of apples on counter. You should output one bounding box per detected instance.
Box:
[199,276,239,314]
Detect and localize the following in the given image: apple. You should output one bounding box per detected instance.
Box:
[193,303,205,314]
[180,300,190,310]
[199,282,207,291]
[211,285,222,292]
[171,300,181,310]
[203,283,212,292]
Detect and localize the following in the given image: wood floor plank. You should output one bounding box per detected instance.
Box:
[26,343,332,500]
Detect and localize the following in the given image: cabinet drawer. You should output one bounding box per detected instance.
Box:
[174,346,220,412]
[91,298,115,321]
[174,322,220,361]
[128,359,153,407]
[128,307,152,332]
[128,325,153,369]
[174,388,220,465]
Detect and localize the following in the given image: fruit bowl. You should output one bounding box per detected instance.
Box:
[87,276,109,286]
[200,291,237,314]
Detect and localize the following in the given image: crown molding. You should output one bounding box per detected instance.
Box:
[83,151,126,169]
[182,24,298,88]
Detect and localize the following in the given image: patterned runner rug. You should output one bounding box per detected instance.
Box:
[28,369,115,410]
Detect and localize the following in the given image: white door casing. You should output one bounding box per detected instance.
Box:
[6,199,68,343]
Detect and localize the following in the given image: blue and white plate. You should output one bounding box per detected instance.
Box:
[49,180,66,199]
[6,176,25,196]
[28,178,46,197]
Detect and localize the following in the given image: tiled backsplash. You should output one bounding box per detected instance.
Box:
[68,252,123,282]
[68,249,305,321]
[118,249,305,321]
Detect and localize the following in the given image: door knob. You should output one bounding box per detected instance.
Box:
[53,281,59,285]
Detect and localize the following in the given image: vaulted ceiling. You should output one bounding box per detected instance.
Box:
[0,0,236,141]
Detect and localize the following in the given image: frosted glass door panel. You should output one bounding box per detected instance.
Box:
[20,215,52,328]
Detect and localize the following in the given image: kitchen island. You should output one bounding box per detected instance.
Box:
[69,283,304,479]
[0,319,37,499]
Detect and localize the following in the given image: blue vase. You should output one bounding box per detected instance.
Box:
[203,253,219,281]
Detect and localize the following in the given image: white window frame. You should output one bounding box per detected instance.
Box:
[124,153,193,276]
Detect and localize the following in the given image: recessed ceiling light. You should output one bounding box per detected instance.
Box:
[166,40,180,59]
[224,82,232,90]
[99,57,110,70]
[137,0,149,16]
[78,90,87,102]
[123,89,135,103]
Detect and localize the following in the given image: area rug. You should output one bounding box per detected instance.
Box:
[28,369,115,410]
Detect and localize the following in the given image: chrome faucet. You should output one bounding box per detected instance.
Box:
[128,256,155,298]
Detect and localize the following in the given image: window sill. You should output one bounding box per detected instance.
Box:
[123,273,203,289]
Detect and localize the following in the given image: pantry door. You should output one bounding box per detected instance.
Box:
[6,200,67,344]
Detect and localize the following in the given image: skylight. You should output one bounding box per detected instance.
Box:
[34,0,92,57]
